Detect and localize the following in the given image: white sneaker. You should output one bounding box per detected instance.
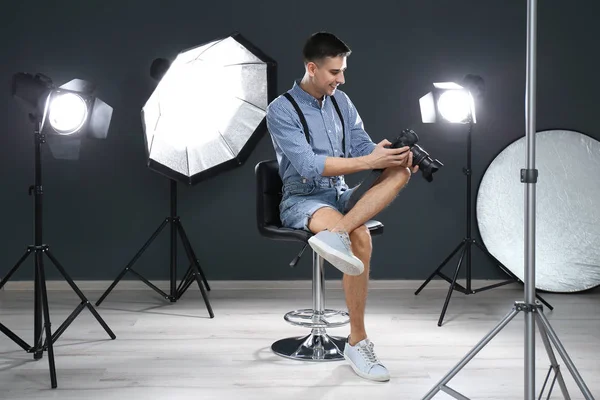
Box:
[343,338,390,382]
[308,230,364,276]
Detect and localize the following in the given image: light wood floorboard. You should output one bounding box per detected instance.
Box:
[1,284,599,399]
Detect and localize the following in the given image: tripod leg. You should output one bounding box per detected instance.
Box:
[415,241,465,295]
[533,293,553,312]
[535,310,595,399]
[95,219,169,306]
[535,313,571,400]
[126,268,172,300]
[0,249,32,289]
[0,322,30,351]
[422,307,521,400]
[176,220,210,292]
[34,256,43,360]
[438,245,467,327]
[472,241,554,310]
[35,252,57,389]
[175,223,214,318]
[44,249,116,340]
[49,302,85,345]
[175,264,196,300]
[170,214,177,301]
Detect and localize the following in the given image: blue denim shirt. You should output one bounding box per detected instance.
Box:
[266,81,376,193]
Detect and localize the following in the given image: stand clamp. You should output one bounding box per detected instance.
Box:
[520,168,538,183]
[515,301,543,313]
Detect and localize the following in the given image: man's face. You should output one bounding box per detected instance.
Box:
[309,55,347,97]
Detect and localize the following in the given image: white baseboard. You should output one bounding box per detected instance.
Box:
[1,279,516,291]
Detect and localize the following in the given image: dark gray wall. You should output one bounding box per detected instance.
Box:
[1,0,598,282]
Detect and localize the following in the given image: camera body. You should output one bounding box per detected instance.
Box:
[389,129,443,182]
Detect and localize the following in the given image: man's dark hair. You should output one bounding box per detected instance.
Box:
[302,32,351,64]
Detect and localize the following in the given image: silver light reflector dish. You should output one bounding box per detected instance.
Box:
[141,32,277,185]
[476,129,600,292]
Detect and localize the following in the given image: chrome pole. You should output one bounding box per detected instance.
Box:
[524,0,537,398]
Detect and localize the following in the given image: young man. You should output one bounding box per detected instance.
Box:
[265,32,418,382]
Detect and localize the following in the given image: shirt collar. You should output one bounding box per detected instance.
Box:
[291,79,328,109]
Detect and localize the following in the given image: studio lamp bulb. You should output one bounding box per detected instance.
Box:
[48,92,88,135]
[437,90,473,123]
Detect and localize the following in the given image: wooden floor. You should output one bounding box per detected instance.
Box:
[1,283,599,400]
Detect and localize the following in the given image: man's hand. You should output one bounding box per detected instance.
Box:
[364,139,419,173]
[404,151,420,173]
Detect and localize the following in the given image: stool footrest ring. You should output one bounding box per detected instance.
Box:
[283,308,350,328]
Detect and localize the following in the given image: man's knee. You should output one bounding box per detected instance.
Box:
[308,206,343,234]
[350,225,372,256]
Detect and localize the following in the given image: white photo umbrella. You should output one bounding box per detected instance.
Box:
[141,32,277,185]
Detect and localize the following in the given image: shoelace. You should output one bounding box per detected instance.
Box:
[336,231,353,253]
[357,340,381,366]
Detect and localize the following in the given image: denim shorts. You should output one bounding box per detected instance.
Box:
[279,178,358,232]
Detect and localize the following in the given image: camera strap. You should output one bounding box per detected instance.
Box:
[283,93,346,157]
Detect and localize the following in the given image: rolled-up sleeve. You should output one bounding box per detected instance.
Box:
[344,94,376,158]
[266,100,326,179]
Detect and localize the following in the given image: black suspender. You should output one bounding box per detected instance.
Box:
[283,92,346,156]
[330,95,346,154]
[283,93,310,144]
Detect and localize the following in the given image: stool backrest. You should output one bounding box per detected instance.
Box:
[255,160,283,232]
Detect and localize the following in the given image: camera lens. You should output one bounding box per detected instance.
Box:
[410,144,443,182]
[411,144,428,166]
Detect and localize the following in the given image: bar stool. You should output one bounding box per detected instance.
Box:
[255,160,384,361]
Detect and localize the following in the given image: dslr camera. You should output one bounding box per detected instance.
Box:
[345,128,443,210]
[389,129,443,182]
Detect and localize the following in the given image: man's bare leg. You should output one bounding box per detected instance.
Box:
[308,208,372,346]
[332,166,411,234]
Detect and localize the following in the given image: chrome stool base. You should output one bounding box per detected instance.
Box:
[271,329,346,362]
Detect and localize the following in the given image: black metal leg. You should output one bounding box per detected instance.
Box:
[96,179,213,308]
[0,247,55,386]
[0,249,32,289]
[175,263,196,300]
[127,269,173,299]
[48,302,85,345]
[472,240,553,310]
[176,223,214,318]
[0,322,30,351]
[34,254,42,360]
[170,215,177,301]
[534,293,553,311]
[438,245,468,327]
[96,219,170,306]
[35,252,57,388]
[44,249,116,340]
[416,236,555,327]
[415,241,465,295]
[176,220,211,292]
[0,246,116,389]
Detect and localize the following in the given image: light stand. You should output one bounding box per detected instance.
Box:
[414,117,553,327]
[0,119,116,389]
[95,179,214,319]
[95,59,213,316]
[420,1,594,398]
